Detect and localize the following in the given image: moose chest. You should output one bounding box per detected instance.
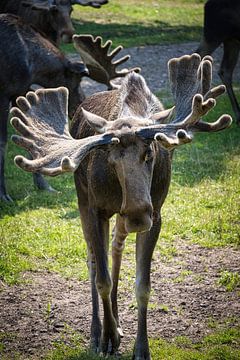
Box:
[77,150,123,214]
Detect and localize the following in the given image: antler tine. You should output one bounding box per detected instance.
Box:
[11,87,115,176]
[135,54,232,150]
[153,129,193,150]
[168,53,226,122]
[168,53,202,121]
[73,35,141,89]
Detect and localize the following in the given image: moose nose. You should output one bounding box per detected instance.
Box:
[125,214,153,233]
[121,203,153,233]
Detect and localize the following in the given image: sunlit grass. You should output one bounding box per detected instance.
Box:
[1,326,239,360]
[61,0,204,51]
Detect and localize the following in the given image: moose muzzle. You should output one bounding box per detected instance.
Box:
[121,203,153,233]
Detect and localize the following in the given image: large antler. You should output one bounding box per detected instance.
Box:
[73,35,140,89]
[71,0,108,8]
[10,87,115,176]
[136,54,232,149]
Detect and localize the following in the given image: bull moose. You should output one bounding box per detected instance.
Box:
[196,0,240,125]
[0,13,138,201]
[0,0,108,45]
[11,53,231,358]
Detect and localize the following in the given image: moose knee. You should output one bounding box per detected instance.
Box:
[96,276,112,299]
[135,283,151,306]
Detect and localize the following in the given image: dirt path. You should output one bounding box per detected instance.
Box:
[0,242,239,359]
[80,41,240,100]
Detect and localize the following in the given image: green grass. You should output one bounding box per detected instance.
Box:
[150,327,240,360]
[1,326,239,360]
[61,0,204,51]
[218,270,240,292]
[159,95,240,249]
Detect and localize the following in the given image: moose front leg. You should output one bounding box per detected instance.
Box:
[81,206,120,355]
[133,213,161,360]
[111,214,128,335]
[86,244,102,352]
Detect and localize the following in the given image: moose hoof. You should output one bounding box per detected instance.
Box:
[132,354,151,360]
[132,343,151,360]
[33,173,57,193]
[100,331,121,356]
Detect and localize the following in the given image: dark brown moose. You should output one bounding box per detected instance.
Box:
[196,0,240,125]
[11,54,231,359]
[0,0,108,45]
[0,14,137,201]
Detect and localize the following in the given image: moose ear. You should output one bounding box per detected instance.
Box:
[81,108,108,133]
[151,107,175,124]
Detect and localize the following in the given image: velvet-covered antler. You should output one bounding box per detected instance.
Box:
[136,54,232,150]
[10,87,115,176]
[71,0,108,8]
[73,35,140,89]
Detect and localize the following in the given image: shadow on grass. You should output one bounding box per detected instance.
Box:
[62,20,202,51]
[0,122,78,218]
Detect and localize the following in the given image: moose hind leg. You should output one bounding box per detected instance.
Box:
[218,39,240,125]
[33,172,56,192]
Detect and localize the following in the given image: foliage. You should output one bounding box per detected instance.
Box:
[218,270,240,292]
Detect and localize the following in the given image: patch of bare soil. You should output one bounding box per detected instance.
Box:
[0,242,239,359]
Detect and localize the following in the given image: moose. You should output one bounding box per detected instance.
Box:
[0,13,138,201]
[196,0,240,125]
[0,0,108,45]
[11,53,231,358]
